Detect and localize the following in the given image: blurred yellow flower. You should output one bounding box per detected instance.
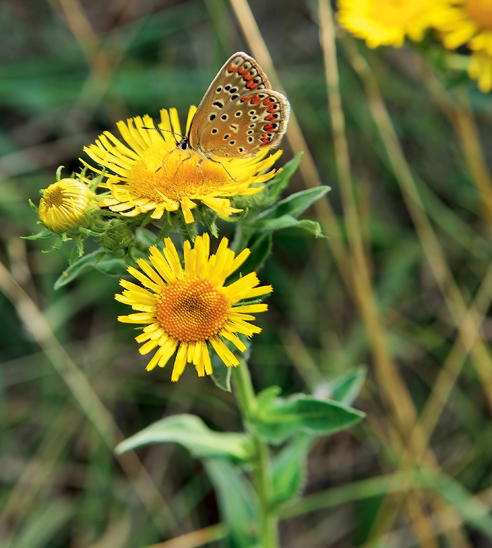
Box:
[83,108,282,224]
[434,0,492,92]
[116,233,272,381]
[39,179,95,234]
[337,0,436,48]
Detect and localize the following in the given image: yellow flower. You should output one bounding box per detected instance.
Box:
[83,107,282,224]
[433,0,492,92]
[39,178,95,234]
[469,49,492,92]
[116,233,272,381]
[337,0,437,48]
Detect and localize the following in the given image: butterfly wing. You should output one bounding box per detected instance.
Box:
[195,89,290,158]
[188,52,290,158]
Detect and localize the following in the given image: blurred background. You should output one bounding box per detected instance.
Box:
[2,0,492,547]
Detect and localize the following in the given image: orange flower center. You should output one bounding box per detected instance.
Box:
[465,0,492,30]
[368,0,427,26]
[127,144,230,202]
[156,278,230,342]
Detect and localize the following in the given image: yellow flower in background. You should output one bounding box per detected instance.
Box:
[83,108,282,224]
[337,0,436,48]
[433,0,492,92]
[469,49,492,92]
[116,233,272,381]
[39,179,95,234]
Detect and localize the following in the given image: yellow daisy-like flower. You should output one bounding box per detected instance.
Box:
[39,178,95,234]
[337,0,437,48]
[83,107,282,224]
[433,0,492,92]
[116,233,272,381]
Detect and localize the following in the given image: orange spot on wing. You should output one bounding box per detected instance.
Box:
[246,81,257,89]
[263,124,274,132]
[228,64,236,73]
[265,114,275,122]
[250,95,261,105]
[260,135,270,144]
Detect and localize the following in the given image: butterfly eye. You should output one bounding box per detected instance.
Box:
[216,87,222,93]
[223,134,230,139]
[247,130,254,135]
[213,101,224,108]
[235,111,242,117]
[209,114,216,121]
[248,137,254,143]
[229,140,236,145]
[211,128,218,134]
[221,114,228,120]
[238,147,244,153]
[231,94,239,100]
[230,87,238,93]
[225,84,231,91]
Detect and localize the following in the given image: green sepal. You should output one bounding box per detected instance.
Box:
[115,414,254,464]
[204,459,258,548]
[68,238,85,265]
[54,249,128,289]
[22,228,53,241]
[250,387,365,444]
[28,198,39,214]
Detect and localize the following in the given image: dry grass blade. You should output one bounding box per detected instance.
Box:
[0,260,176,536]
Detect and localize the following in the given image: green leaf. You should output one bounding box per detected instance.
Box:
[135,227,160,248]
[264,152,303,205]
[54,250,128,289]
[251,391,365,444]
[271,433,312,507]
[327,366,367,405]
[211,354,232,392]
[246,215,325,237]
[239,232,272,274]
[115,414,253,463]
[204,459,258,548]
[254,186,330,223]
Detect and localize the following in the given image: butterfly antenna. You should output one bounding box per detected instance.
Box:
[142,126,183,144]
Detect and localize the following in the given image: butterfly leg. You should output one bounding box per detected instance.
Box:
[156,147,179,174]
[173,151,196,177]
[201,157,237,182]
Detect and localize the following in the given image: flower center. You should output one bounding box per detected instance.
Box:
[156,278,230,342]
[465,0,492,30]
[127,144,230,202]
[368,0,427,26]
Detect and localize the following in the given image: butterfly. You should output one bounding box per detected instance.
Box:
[176,52,290,161]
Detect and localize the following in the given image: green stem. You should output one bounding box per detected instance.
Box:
[232,363,279,548]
